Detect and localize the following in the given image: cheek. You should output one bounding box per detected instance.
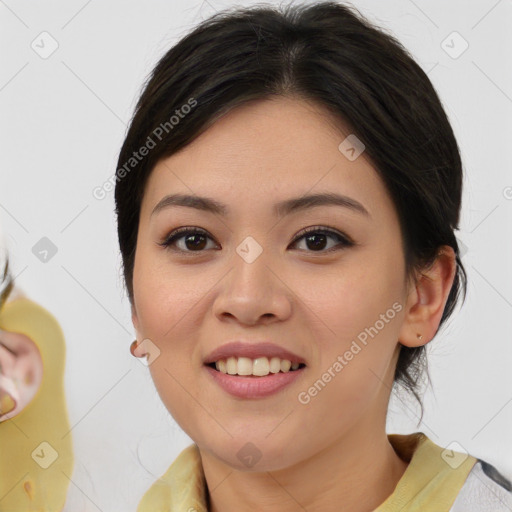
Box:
[303,251,404,405]
[309,259,403,349]
[132,249,213,399]
[133,250,209,341]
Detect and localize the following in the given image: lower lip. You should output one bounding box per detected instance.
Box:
[204,365,305,399]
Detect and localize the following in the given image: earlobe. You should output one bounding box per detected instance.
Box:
[130,339,148,358]
[398,245,457,348]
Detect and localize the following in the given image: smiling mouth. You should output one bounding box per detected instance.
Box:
[206,356,306,377]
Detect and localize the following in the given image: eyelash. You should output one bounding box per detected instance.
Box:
[158,226,353,255]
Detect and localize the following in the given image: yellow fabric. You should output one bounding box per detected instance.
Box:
[137,432,476,512]
[376,433,476,511]
[0,298,74,511]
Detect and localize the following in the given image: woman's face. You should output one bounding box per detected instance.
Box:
[132,96,415,471]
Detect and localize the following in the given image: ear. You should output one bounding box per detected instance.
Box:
[131,303,140,337]
[130,304,148,357]
[398,245,457,348]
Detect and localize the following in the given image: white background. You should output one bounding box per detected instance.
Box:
[1,0,511,510]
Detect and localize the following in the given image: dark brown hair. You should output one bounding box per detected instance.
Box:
[115,1,467,408]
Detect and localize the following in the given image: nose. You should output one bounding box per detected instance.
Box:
[212,246,293,326]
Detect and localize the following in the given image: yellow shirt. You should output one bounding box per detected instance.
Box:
[136,432,482,511]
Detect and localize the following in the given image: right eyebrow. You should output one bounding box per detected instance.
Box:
[151,194,228,217]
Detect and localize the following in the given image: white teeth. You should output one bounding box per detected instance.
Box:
[237,357,253,376]
[226,356,237,375]
[280,359,291,372]
[212,356,303,376]
[269,357,281,374]
[253,357,270,376]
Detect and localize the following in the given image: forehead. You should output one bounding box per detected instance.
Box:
[141,96,392,221]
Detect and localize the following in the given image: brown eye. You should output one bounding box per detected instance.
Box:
[290,227,352,253]
[159,227,218,252]
[159,226,352,255]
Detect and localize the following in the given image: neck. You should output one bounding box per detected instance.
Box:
[200,419,408,512]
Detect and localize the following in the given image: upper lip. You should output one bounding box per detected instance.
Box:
[204,341,306,365]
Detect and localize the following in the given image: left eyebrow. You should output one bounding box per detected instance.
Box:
[274,192,370,218]
[151,192,370,218]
